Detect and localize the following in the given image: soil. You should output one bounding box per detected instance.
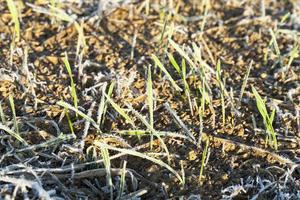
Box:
[0,0,300,199]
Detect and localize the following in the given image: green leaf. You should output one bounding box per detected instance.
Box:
[168,53,181,74]
[105,94,135,127]
[151,54,182,92]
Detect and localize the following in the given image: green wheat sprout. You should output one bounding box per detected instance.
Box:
[105,94,135,127]
[63,52,78,114]
[6,0,20,42]
[152,54,182,91]
[252,86,277,150]
[199,138,209,184]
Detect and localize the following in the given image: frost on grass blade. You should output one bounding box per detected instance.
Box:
[57,100,99,130]
[147,65,154,128]
[9,95,19,134]
[101,147,113,200]
[0,123,27,145]
[94,142,184,184]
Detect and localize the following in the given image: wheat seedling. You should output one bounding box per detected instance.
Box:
[182,59,193,116]
[167,53,192,115]
[168,39,195,70]
[126,104,171,163]
[168,53,181,74]
[152,54,182,92]
[105,94,135,127]
[200,0,210,32]
[216,60,226,127]
[199,138,209,184]
[198,80,211,145]
[63,52,78,115]
[0,123,27,145]
[6,0,20,42]
[101,81,116,127]
[285,45,299,77]
[57,100,99,130]
[65,108,74,135]
[116,130,188,139]
[117,161,127,199]
[269,28,281,57]
[180,160,186,188]
[93,142,184,184]
[252,86,277,150]
[28,3,86,57]
[101,147,113,200]
[239,60,253,102]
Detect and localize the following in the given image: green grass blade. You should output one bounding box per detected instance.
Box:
[169,39,195,68]
[0,123,27,145]
[199,138,209,184]
[17,133,75,152]
[200,0,209,32]
[100,147,113,200]
[252,86,277,150]
[101,81,115,127]
[57,100,99,130]
[239,60,253,101]
[105,94,135,127]
[117,161,127,199]
[168,53,181,74]
[63,53,78,112]
[151,54,182,91]
[252,87,268,121]
[65,108,74,135]
[6,0,20,42]
[126,104,171,162]
[269,29,281,56]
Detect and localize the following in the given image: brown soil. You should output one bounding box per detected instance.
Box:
[0,0,300,199]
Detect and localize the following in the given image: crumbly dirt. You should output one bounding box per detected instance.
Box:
[0,0,300,199]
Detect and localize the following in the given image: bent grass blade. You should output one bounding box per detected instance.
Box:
[57,100,99,130]
[94,142,184,184]
[0,123,27,145]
